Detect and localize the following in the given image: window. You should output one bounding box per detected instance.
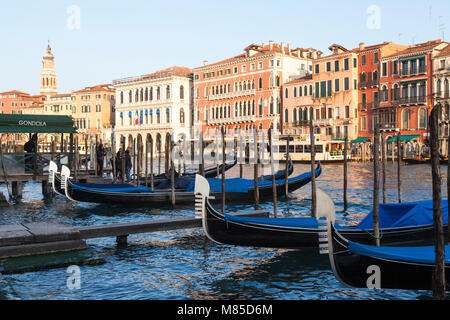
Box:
[233,67,238,74]
[180,85,185,99]
[285,88,289,99]
[250,63,255,71]
[320,81,327,98]
[374,52,379,64]
[344,77,350,91]
[344,58,349,70]
[242,65,247,72]
[392,61,398,74]
[180,108,185,124]
[335,60,339,72]
[326,62,331,72]
[258,77,263,89]
[315,83,320,98]
[327,80,332,97]
[294,87,297,97]
[418,108,427,129]
[402,109,410,129]
[166,85,171,99]
[361,116,367,131]
[353,58,357,68]
[315,64,320,74]
[345,105,350,118]
[335,79,340,92]
[382,62,387,77]
[258,62,263,69]
[362,55,366,66]
[284,109,289,123]
[440,60,446,69]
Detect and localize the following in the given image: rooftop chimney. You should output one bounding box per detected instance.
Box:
[269,40,274,51]
[203,60,208,66]
[281,42,285,54]
[288,43,291,55]
[359,42,365,51]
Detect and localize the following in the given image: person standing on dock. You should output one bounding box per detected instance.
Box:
[125,149,132,182]
[24,134,37,173]
[96,142,104,176]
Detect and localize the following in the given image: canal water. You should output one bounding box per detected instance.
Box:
[0,163,446,300]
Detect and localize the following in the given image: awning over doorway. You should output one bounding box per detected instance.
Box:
[0,114,77,133]
[351,137,371,143]
[386,135,420,143]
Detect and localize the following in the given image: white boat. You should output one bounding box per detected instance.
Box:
[275,135,350,163]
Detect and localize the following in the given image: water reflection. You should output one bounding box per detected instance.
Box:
[0,163,443,300]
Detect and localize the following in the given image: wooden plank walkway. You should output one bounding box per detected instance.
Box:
[0,210,269,259]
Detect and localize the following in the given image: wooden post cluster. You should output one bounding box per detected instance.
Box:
[253,129,259,210]
[343,130,348,211]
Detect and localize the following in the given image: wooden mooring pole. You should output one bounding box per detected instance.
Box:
[269,129,277,217]
[430,105,446,300]
[0,134,12,202]
[221,126,226,213]
[381,131,387,204]
[150,138,154,190]
[397,131,402,203]
[373,125,381,247]
[309,120,316,217]
[170,137,175,209]
[253,129,259,210]
[343,130,348,211]
[285,135,290,199]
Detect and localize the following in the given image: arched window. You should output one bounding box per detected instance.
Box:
[145,88,148,101]
[166,108,170,123]
[294,87,297,97]
[275,75,280,87]
[166,85,170,99]
[293,109,297,122]
[269,97,274,114]
[258,99,263,116]
[180,108,185,124]
[149,87,153,100]
[258,77,263,89]
[157,87,161,100]
[381,85,388,102]
[129,90,132,103]
[120,92,124,104]
[284,109,289,123]
[402,109,410,129]
[437,79,442,96]
[285,88,289,99]
[135,89,139,102]
[418,108,427,129]
[445,79,449,98]
[140,89,144,101]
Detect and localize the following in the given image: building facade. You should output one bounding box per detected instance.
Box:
[310,44,360,141]
[192,41,321,137]
[113,66,193,154]
[378,40,449,143]
[71,84,115,144]
[357,42,408,138]
[281,75,314,136]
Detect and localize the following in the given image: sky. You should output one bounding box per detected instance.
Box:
[0,0,449,95]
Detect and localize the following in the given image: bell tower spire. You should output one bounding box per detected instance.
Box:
[40,42,58,96]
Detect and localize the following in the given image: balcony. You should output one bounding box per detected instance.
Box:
[379,122,398,130]
[208,89,256,101]
[400,65,426,77]
[207,115,256,125]
[371,78,379,88]
[359,102,367,111]
[359,81,367,89]
[399,96,426,105]
[313,119,333,127]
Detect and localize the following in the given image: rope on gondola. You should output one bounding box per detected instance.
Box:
[362,228,383,240]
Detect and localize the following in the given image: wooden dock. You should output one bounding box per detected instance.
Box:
[0,210,269,259]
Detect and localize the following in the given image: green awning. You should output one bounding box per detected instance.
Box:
[0,114,77,133]
[386,135,420,143]
[400,78,427,86]
[351,137,371,143]
[400,55,425,62]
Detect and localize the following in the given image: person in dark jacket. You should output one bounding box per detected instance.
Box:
[96,143,104,176]
[24,134,37,172]
[115,150,122,181]
[125,149,132,182]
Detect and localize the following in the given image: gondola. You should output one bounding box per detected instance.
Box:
[197,173,448,249]
[327,222,450,291]
[402,156,449,165]
[137,157,238,184]
[58,161,318,206]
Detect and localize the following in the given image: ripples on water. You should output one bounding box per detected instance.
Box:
[0,163,446,300]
